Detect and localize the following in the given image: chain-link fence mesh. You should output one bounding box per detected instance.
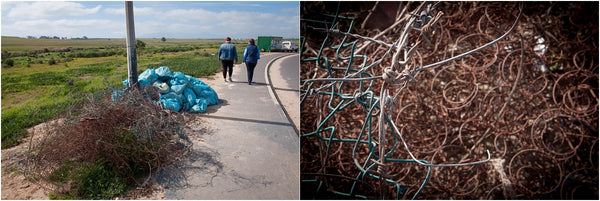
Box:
[300,2,598,199]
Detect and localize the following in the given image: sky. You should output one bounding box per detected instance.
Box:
[1,1,300,39]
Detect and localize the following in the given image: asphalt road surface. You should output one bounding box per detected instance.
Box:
[267,54,300,134]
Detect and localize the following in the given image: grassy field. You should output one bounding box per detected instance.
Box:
[1,36,253,148]
[1,36,229,51]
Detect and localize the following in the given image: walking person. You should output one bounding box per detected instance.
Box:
[243,38,261,85]
[218,37,238,82]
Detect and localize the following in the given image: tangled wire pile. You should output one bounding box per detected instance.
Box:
[300,2,598,199]
[28,87,191,196]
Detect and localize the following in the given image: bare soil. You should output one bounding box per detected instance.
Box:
[1,119,64,200]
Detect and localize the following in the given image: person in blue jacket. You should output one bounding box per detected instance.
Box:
[218,37,238,82]
[243,38,260,85]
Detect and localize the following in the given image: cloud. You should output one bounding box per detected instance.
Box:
[137,8,298,36]
[1,1,18,14]
[3,19,121,38]
[280,7,299,14]
[103,8,122,15]
[104,7,157,16]
[133,7,158,16]
[6,2,101,19]
[162,8,213,22]
[1,2,299,39]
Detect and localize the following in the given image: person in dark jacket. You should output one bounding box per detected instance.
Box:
[218,37,238,82]
[242,38,260,85]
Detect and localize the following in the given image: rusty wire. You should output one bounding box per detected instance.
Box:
[301,1,598,199]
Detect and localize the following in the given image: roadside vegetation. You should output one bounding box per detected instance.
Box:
[1,36,247,149]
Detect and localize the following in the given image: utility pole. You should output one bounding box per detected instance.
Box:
[125,1,138,88]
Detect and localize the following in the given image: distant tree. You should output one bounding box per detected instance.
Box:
[4,58,14,67]
[53,36,59,39]
[161,37,166,42]
[136,39,146,57]
[27,36,36,39]
[136,39,146,49]
[2,50,10,59]
[82,36,88,40]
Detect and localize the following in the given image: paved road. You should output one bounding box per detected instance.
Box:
[154,53,299,199]
[267,54,300,134]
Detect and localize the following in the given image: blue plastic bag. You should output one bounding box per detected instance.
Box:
[189,98,208,113]
[172,72,187,81]
[122,77,150,87]
[161,92,183,112]
[139,69,158,84]
[189,82,218,105]
[185,75,194,82]
[201,88,219,105]
[138,77,150,88]
[111,89,126,101]
[156,66,172,81]
[183,87,197,111]
[169,72,188,86]
[160,98,182,112]
[191,85,206,97]
[170,84,186,94]
[116,66,219,113]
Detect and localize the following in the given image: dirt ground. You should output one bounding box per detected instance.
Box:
[1,119,63,200]
[0,119,179,200]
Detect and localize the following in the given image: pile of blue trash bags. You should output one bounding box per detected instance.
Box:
[118,66,219,113]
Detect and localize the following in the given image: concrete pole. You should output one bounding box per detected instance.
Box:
[125,1,138,88]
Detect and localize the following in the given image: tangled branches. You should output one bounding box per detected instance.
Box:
[28,87,191,194]
[300,1,598,199]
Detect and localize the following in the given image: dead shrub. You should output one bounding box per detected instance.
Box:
[30,86,191,194]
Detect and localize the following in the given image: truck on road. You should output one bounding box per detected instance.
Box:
[281,41,298,52]
[257,36,283,52]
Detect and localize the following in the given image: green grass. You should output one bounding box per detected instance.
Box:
[1,36,238,54]
[1,54,129,148]
[143,52,221,77]
[77,161,127,200]
[2,101,73,148]
[48,161,127,200]
[1,36,125,52]
[1,38,247,148]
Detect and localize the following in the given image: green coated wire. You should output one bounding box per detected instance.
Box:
[300,2,444,199]
[300,1,509,197]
